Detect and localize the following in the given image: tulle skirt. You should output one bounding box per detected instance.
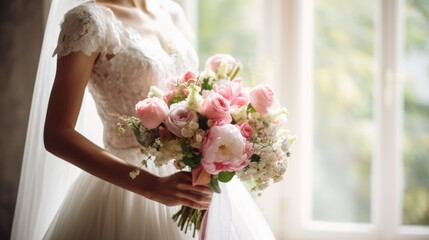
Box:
[43,147,275,240]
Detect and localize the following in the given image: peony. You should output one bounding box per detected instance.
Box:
[135,97,169,129]
[249,84,276,114]
[205,54,241,78]
[202,92,232,124]
[201,124,253,174]
[236,121,254,140]
[213,78,249,109]
[165,101,198,137]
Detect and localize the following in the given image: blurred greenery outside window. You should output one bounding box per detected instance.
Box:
[312,0,374,223]
[402,0,429,226]
[197,0,264,87]
[196,0,428,227]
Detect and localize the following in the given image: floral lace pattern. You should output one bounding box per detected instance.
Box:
[54,1,199,150]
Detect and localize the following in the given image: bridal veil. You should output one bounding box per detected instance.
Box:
[11,0,103,239]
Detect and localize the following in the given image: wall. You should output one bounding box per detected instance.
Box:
[0,0,43,238]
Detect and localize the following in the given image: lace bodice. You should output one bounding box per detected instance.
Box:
[54,0,198,150]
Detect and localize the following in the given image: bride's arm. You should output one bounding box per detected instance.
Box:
[44,51,211,209]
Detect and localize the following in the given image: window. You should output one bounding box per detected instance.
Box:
[196,0,265,86]
[401,0,429,227]
[312,0,375,224]
[177,0,429,239]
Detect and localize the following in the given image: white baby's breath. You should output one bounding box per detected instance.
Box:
[154,139,183,167]
[129,169,140,179]
[173,159,186,170]
[189,129,205,149]
[188,121,199,130]
[181,128,194,138]
[236,110,294,192]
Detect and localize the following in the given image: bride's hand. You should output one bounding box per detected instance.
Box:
[148,171,212,209]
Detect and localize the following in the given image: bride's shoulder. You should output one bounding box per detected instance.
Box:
[58,1,106,41]
[62,1,104,23]
[54,1,108,57]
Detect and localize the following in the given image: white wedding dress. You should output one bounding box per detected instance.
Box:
[41,1,276,239]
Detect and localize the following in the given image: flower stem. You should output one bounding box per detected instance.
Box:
[172,206,206,238]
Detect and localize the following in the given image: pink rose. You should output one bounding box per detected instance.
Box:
[202,92,232,124]
[165,101,198,137]
[135,97,169,129]
[213,78,249,109]
[205,54,241,76]
[163,90,176,106]
[236,121,254,140]
[180,70,197,84]
[201,124,253,174]
[249,84,276,114]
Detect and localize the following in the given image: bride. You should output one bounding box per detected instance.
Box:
[12,0,276,239]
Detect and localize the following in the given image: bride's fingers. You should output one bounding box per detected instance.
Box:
[191,185,212,194]
[153,172,213,208]
[179,199,210,210]
[176,191,212,205]
[176,182,212,196]
[175,172,213,194]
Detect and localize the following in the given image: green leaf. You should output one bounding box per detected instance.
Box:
[171,95,183,105]
[247,103,257,113]
[116,122,126,135]
[202,78,212,91]
[180,140,201,168]
[228,64,241,80]
[208,176,221,193]
[250,154,261,163]
[131,124,147,146]
[182,154,201,168]
[218,171,235,183]
[197,112,209,131]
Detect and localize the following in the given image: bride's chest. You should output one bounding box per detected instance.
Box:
[88,6,198,94]
[90,37,174,96]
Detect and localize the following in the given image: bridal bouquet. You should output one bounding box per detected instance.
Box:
[116,54,296,237]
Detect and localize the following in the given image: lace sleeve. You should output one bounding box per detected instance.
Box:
[53,4,105,58]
